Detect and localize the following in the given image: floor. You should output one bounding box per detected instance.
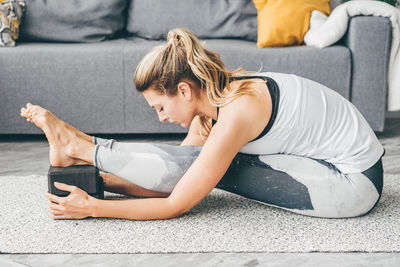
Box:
[0,119,399,266]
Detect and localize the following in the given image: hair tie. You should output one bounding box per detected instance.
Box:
[168,38,178,47]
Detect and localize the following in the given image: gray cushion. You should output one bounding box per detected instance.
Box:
[0,38,351,134]
[202,39,352,100]
[126,0,258,41]
[0,40,127,134]
[19,0,129,42]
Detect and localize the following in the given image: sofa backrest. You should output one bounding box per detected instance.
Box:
[19,0,129,42]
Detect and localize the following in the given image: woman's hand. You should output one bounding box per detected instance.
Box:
[45,182,97,220]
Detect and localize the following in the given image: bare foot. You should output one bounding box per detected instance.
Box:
[21,103,88,167]
[21,103,92,143]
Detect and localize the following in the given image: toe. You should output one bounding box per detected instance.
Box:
[26,103,34,111]
[32,111,38,120]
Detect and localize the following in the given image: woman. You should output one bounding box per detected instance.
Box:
[20,28,384,220]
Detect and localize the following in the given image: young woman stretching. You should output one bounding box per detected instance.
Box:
[21,28,384,220]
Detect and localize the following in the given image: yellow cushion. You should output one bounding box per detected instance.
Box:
[253,0,331,48]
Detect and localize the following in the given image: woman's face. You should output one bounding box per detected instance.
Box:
[142,82,197,128]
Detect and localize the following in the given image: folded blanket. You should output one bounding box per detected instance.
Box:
[304,0,400,112]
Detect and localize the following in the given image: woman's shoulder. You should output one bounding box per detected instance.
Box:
[217,79,273,142]
[228,77,271,105]
[222,90,267,115]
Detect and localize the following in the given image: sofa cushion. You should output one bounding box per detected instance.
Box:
[253,0,331,47]
[19,0,129,42]
[126,0,258,41]
[0,40,126,134]
[0,38,351,134]
[0,0,26,47]
[202,39,351,100]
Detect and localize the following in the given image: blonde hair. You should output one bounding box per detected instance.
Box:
[134,28,263,140]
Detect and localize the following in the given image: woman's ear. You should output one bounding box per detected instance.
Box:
[177,81,193,101]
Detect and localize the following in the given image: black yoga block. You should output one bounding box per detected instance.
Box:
[48,165,104,199]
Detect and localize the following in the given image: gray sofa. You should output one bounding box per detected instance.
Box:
[0,1,392,135]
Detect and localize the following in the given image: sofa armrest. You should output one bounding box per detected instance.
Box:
[342,16,391,132]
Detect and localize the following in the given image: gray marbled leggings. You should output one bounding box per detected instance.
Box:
[92,136,384,218]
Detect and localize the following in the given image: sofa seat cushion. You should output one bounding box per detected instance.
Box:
[0,38,351,134]
[203,39,351,100]
[0,40,127,134]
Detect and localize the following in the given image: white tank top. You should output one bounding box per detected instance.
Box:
[238,72,384,174]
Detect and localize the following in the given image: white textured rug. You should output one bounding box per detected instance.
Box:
[0,174,399,254]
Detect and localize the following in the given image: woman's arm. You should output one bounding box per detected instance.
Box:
[91,98,256,220]
[101,172,170,198]
[90,197,177,220]
[92,110,247,219]
[168,96,264,216]
[94,96,263,220]
[46,95,267,220]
